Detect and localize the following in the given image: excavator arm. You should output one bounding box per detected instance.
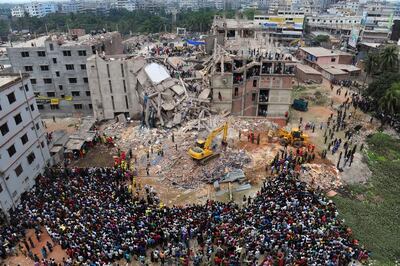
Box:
[204,122,228,149]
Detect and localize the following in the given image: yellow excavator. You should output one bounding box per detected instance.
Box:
[278,128,308,148]
[188,122,228,164]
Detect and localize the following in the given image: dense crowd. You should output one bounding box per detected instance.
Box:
[0,162,369,265]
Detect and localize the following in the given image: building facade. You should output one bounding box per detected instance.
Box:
[0,73,50,214]
[11,2,58,18]
[210,52,296,117]
[86,55,142,120]
[7,32,123,118]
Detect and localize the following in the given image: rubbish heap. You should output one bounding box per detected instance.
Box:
[300,163,341,190]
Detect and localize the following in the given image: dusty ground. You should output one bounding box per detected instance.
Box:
[290,79,376,188]
[69,144,115,168]
[42,117,80,134]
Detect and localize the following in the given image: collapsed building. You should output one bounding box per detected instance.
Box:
[87,54,212,128]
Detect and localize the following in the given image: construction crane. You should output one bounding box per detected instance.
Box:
[188,122,228,164]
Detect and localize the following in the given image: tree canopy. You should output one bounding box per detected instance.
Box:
[8,8,235,35]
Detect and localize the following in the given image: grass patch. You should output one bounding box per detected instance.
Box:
[333,133,400,264]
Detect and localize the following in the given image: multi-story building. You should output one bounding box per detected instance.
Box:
[11,2,58,18]
[306,14,362,41]
[87,54,143,120]
[7,32,123,118]
[0,73,50,214]
[61,0,79,14]
[116,0,137,11]
[10,6,24,17]
[210,52,296,117]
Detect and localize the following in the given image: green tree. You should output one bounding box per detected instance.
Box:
[365,72,400,100]
[379,82,400,114]
[362,52,379,89]
[379,45,399,73]
[0,19,9,37]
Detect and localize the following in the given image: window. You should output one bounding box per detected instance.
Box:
[74,104,83,110]
[24,84,29,91]
[69,78,77,83]
[47,92,56,97]
[234,87,238,96]
[7,145,16,157]
[89,104,93,109]
[41,141,45,148]
[111,96,115,110]
[0,184,2,193]
[37,51,46,57]
[253,80,257,87]
[83,77,88,83]
[21,51,29,57]
[252,93,257,102]
[121,64,125,77]
[109,80,112,93]
[56,71,60,77]
[7,92,16,104]
[81,64,86,70]
[35,122,40,130]
[125,95,129,109]
[52,58,57,64]
[63,50,71,56]
[44,78,52,84]
[49,43,54,50]
[15,164,23,176]
[37,104,44,110]
[331,58,336,62]
[66,64,74,70]
[24,66,33,71]
[78,50,87,56]
[59,85,63,90]
[85,91,91,96]
[27,152,36,165]
[61,94,65,98]
[30,104,35,111]
[123,80,127,93]
[21,133,28,145]
[0,122,9,136]
[71,91,80,97]
[14,113,22,125]
[106,64,110,78]
[40,65,49,71]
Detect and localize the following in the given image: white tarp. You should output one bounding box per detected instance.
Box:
[144,63,170,84]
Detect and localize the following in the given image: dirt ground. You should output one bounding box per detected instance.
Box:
[42,117,80,134]
[290,79,376,187]
[69,144,115,168]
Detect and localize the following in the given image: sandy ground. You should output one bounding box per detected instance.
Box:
[42,117,80,134]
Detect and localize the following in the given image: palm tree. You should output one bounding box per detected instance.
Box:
[379,45,399,73]
[379,82,400,115]
[362,52,379,90]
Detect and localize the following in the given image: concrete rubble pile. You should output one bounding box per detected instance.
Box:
[300,163,342,190]
[132,58,214,129]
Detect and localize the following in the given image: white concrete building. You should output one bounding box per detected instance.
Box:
[0,73,50,214]
[11,6,25,18]
[61,0,79,14]
[116,0,137,11]
[11,2,58,18]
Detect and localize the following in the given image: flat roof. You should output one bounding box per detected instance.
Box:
[145,63,170,84]
[0,74,24,92]
[301,47,339,57]
[12,35,48,48]
[319,63,360,72]
[296,64,322,75]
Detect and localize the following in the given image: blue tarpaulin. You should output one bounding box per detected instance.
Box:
[185,39,206,46]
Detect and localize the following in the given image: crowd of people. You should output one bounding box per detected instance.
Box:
[0,158,369,265]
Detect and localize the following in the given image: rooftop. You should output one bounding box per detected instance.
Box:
[300,47,351,57]
[0,73,28,92]
[10,32,120,48]
[296,64,322,75]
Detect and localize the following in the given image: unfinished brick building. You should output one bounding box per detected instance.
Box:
[210,51,296,117]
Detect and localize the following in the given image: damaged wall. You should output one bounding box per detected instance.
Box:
[87,55,143,120]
